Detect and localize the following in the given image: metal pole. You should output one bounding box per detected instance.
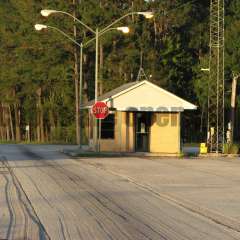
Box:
[99,119,101,152]
[94,28,99,152]
[230,74,239,143]
[95,29,99,103]
[79,43,83,148]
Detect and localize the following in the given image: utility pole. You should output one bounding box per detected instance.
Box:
[93,28,99,152]
[230,73,239,143]
[207,0,225,153]
[73,0,80,145]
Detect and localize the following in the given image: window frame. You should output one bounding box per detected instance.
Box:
[100,113,115,140]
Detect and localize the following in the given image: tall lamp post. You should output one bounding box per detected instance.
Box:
[35,24,130,148]
[39,9,154,151]
[35,24,83,145]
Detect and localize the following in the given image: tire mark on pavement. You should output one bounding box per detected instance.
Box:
[0,157,50,240]
[42,163,171,240]
[17,146,180,240]
[58,217,67,240]
[77,159,240,238]
[27,162,157,240]
[3,175,16,240]
[11,145,240,240]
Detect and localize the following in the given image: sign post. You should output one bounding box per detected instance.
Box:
[91,102,109,151]
[26,125,30,142]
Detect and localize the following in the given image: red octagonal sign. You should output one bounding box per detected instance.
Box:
[91,102,109,119]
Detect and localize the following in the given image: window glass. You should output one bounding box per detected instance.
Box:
[101,114,115,139]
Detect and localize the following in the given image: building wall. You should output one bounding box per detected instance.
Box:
[99,112,119,152]
[99,111,181,154]
[100,112,135,152]
[150,113,180,154]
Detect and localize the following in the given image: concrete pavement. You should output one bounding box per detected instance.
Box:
[79,156,240,231]
[0,144,240,240]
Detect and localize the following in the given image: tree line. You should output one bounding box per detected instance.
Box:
[0,0,239,143]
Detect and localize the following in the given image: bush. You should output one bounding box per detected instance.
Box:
[223,143,230,154]
[51,125,76,144]
[223,143,239,154]
[229,144,239,154]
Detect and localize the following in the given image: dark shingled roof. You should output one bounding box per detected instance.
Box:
[82,81,140,108]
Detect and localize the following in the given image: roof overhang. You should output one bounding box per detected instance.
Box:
[82,80,197,112]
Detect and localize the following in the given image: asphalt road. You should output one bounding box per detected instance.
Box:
[0,144,240,240]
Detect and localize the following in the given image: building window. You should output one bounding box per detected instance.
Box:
[101,114,115,139]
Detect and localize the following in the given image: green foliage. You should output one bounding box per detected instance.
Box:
[51,125,76,144]
[223,143,240,155]
[0,1,239,143]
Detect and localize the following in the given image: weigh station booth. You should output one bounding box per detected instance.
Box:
[83,80,197,155]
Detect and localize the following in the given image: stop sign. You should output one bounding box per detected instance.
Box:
[91,102,109,119]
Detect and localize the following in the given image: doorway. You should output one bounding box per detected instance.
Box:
[135,112,151,152]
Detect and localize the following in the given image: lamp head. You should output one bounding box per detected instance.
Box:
[138,12,154,19]
[201,68,210,72]
[117,27,130,34]
[41,9,58,17]
[35,24,48,31]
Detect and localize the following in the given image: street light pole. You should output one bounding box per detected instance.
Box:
[37,10,153,151]
[35,24,129,150]
[79,43,83,147]
[94,28,99,151]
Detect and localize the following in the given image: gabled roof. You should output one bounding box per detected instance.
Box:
[83,81,139,108]
[83,80,197,112]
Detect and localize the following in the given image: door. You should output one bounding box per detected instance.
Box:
[135,112,151,152]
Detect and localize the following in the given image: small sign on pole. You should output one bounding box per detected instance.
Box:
[91,102,109,119]
[25,125,30,142]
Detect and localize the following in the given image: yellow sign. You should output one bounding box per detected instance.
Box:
[200,143,208,154]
